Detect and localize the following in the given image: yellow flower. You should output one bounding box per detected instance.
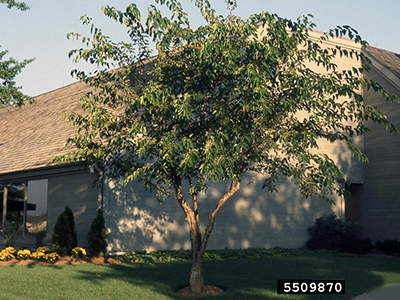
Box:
[36,246,51,254]
[32,251,46,260]
[44,252,60,263]
[0,250,15,261]
[17,249,32,260]
[71,247,87,257]
[4,247,16,254]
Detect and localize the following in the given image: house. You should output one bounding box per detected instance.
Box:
[346,46,400,242]
[0,32,399,253]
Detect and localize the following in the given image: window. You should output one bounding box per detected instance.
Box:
[1,180,48,239]
[26,179,48,234]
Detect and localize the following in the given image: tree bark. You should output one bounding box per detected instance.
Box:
[173,176,241,293]
[190,258,204,293]
[189,196,204,293]
[188,180,241,293]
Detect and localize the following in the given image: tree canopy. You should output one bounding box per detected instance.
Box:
[0,49,34,107]
[58,0,398,293]
[0,0,33,107]
[0,0,29,11]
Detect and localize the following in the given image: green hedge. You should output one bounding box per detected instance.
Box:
[112,247,337,263]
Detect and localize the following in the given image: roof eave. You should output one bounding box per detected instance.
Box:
[0,162,93,184]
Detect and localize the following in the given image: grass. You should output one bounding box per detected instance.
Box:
[1,251,400,300]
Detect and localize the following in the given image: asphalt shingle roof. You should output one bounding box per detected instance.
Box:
[365,45,400,78]
[0,81,91,176]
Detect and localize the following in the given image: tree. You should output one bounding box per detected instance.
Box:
[0,0,29,11]
[0,0,33,107]
[58,0,398,293]
[0,49,34,107]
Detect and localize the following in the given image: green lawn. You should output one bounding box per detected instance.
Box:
[1,253,399,300]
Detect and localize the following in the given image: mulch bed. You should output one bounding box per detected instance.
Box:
[176,285,225,297]
[0,256,121,266]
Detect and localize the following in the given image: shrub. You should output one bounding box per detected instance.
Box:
[343,238,373,255]
[52,206,78,256]
[52,210,73,256]
[88,208,108,257]
[375,239,400,256]
[306,213,362,253]
[113,248,338,263]
[64,206,78,248]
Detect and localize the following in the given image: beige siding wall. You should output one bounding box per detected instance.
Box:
[47,172,100,248]
[105,173,343,253]
[347,66,400,241]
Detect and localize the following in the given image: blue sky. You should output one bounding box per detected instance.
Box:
[1,0,400,97]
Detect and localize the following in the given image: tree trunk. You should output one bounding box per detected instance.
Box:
[189,216,205,293]
[174,179,241,294]
[190,258,204,293]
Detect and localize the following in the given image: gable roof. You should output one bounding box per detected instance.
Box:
[0,81,91,178]
[365,46,400,79]
[364,46,400,91]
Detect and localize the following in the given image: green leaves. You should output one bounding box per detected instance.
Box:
[57,0,398,205]
[0,0,29,11]
[0,48,34,107]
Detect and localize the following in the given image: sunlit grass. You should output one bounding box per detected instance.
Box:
[0,252,399,299]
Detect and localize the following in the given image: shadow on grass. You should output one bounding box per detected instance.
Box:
[73,254,400,300]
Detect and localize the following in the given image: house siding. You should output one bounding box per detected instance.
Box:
[346,66,400,241]
[47,172,100,248]
[104,173,344,253]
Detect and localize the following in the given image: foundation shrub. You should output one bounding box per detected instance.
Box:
[64,206,78,248]
[52,207,74,256]
[306,213,370,254]
[375,239,400,256]
[87,208,108,257]
[343,238,373,255]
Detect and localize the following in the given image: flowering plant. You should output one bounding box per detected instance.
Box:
[0,248,15,261]
[36,246,51,254]
[5,247,16,254]
[72,247,87,258]
[17,249,32,260]
[44,252,60,263]
[32,251,46,260]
